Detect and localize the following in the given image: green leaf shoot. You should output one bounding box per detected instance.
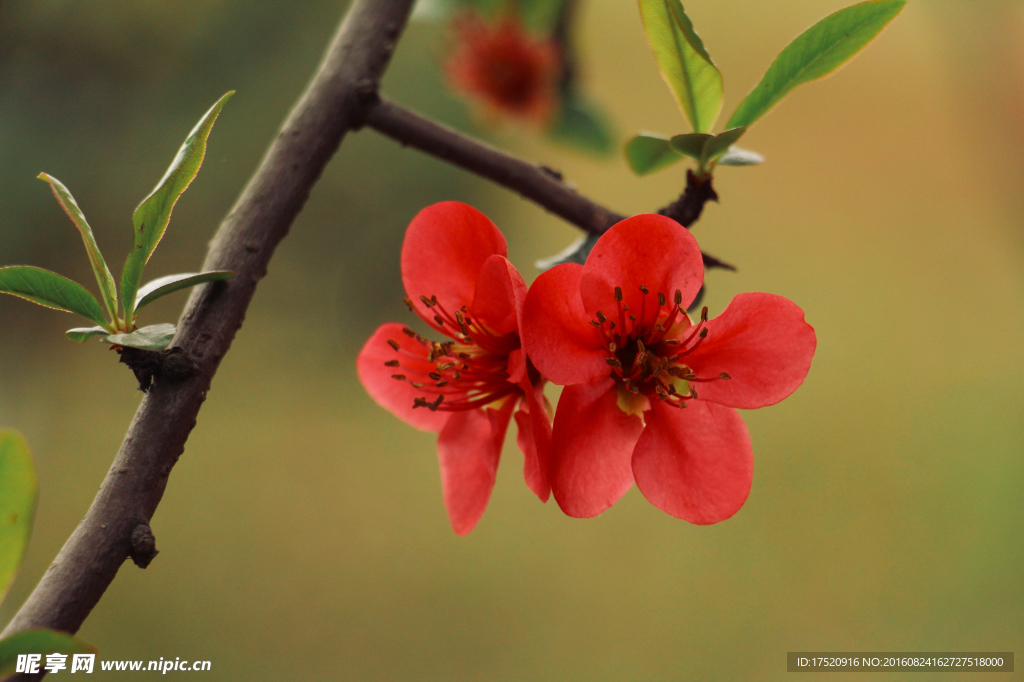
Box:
[36,174,118,323]
[103,323,176,351]
[121,91,234,326]
[726,0,906,129]
[0,267,108,327]
[667,132,713,161]
[0,629,95,677]
[134,271,234,312]
[65,326,110,343]
[638,0,722,133]
[669,127,746,173]
[625,133,685,175]
[0,430,37,606]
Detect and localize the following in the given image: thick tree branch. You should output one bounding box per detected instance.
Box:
[2,0,416,653]
[363,98,734,270]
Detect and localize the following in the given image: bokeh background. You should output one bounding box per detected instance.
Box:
[0,0,1021,679]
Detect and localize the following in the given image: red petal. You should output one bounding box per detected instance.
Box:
[632,400,752,524]
[550,378,645,517]
[437,400,515,535]
[402,202,507,328]
[580,214,704,316]
[685,293,816,409]
[522,263,609,386]
[356,323,450,432]
[515,381,552,502]
[470,254,527,337]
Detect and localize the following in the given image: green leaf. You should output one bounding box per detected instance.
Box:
[134,271,234,312]
[727,0,906,129]
[65,326,110,343]
[121,91,234,325]
[535,233,599,271]
[0,267,108,327]
[668,132,713,161]
[638,0,723,133]
[547,96,615,156]
[701,126,746,165]
[625,133,684,175]
[103,323,176,351]
[36,174,118,323]
[0,629,95,677]
[669,127,745,169]
[0,430,37,606]
[718,146,765,166]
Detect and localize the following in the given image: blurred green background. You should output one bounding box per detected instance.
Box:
[0,0,1021,679]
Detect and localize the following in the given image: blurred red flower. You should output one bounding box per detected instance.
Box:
[357,202,551,535]
[522,214,816,523]
[446,13,560,123]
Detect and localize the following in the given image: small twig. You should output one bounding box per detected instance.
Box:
[658,169,719,228]
[363,99,734,270]
[1,0,417,658]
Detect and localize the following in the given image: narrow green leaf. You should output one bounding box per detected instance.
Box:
[717,146,765,166]
[36,173,118,322]
[66,326,110,343]
[638,0,723,133]
[701,126,746,165]
[135,271,235,312]
[625,133,685,175]
[547,96,615,156]
[727,0,906,129]
[668,132,713,160]
[0,267,108,327]
[0,629,95,677]
[103,323,176,351]
[0,430,37,606]
[121,91,234,325]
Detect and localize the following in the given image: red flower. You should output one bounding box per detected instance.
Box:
[357,202,551,535]
[445,13,560,124]
[522,215,816,523]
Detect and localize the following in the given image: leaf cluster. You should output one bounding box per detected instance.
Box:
[0,431,94,678]
[0,93,236,352]
[627,0,906,177]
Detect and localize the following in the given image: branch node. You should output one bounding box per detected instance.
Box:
[658,169,719,228]
[117,347,197,392]
[130,523,159,569]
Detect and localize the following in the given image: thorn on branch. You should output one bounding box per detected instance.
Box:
[658,169,719,228]
[130,522,159,569]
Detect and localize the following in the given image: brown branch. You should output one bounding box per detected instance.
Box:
[363,98,734,270]
[1,0,417,655]
[658,169,719,228]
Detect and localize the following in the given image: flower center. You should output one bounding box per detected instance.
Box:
[383,294,521,412]
[590,285,730,409]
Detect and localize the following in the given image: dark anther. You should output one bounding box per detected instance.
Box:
[384,360,400,367]
[658,292,666,306]
[434,315,445,327]
[719,372,731,380]
[391,374,406,381]
[698,328,708,338]
[130,522,159,569]
[590,320,601,327]
[435,381,448,387]
[403,297,415,311]
[419,295,434,307]
[614,287,623,301]
[402,327,416,337]
[428,372,442,380]
[700,306,709,321]
[596,311,607,323]
[674,290,683,305]
[387,339,400,350]
[639,285,649,294]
